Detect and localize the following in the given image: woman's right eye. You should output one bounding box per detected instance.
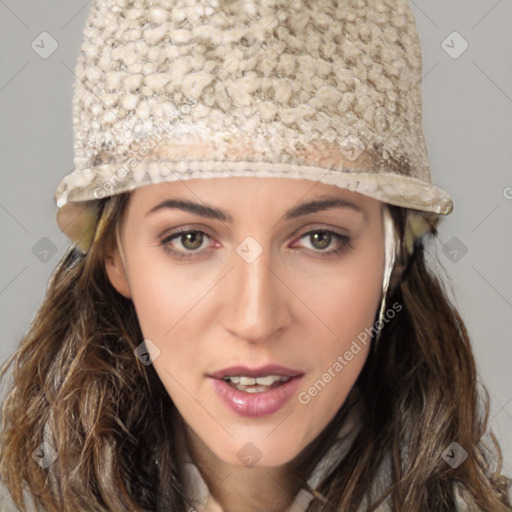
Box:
[160,229,212,260]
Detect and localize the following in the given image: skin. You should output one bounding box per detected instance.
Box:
[105,177,385,512]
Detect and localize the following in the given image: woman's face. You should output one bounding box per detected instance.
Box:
[105,177,385,467]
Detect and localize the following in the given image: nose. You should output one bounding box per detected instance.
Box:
[221,242,292,344]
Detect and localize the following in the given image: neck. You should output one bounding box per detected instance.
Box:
[177,418,308,512]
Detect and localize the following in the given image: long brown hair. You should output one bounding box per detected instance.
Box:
[1,192,511,511]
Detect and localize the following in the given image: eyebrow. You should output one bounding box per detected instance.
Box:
[146,196,366,223]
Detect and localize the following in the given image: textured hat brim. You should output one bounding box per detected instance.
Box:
[55,163,453,253]
[55,161,454,212]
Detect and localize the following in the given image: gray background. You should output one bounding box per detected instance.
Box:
[1,0,511,506]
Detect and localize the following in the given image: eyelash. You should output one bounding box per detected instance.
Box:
[159,228,352,260]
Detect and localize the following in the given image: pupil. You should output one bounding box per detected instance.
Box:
[183,232,202,250]
[312,231,330,249]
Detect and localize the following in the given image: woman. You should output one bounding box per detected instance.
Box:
[1,0,510,510]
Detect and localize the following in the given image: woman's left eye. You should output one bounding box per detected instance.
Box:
[293,229,352,256]
[160,228,351,260]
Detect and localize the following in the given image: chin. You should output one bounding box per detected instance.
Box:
[211,436,305,469]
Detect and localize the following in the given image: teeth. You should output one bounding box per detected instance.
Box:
[224,375,290,386]
[222,375,292,393]
[244,386,270,393]
[254,375,286,386]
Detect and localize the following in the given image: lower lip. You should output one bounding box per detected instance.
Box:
[210,376,303,418]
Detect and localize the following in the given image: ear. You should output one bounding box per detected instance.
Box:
[104,237,132,299]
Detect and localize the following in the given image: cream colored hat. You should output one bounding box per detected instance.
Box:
[54,0,453,255]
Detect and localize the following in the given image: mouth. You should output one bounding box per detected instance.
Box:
[208,365,304,417]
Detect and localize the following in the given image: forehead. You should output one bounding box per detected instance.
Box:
[124,179,383,230]
[129,177,382,215]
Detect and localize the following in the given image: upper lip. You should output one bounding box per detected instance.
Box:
[209,364,304,379]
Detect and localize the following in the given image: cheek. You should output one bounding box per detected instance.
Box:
[312,247,384,342]
[127,254,202,339]
[295,245,383,417]
[125,253,221,382]
[128,265,202,401]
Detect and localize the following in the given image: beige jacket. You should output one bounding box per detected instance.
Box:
[0,401,492,511]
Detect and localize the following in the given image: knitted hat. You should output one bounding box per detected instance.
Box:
[54,0,453,255]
